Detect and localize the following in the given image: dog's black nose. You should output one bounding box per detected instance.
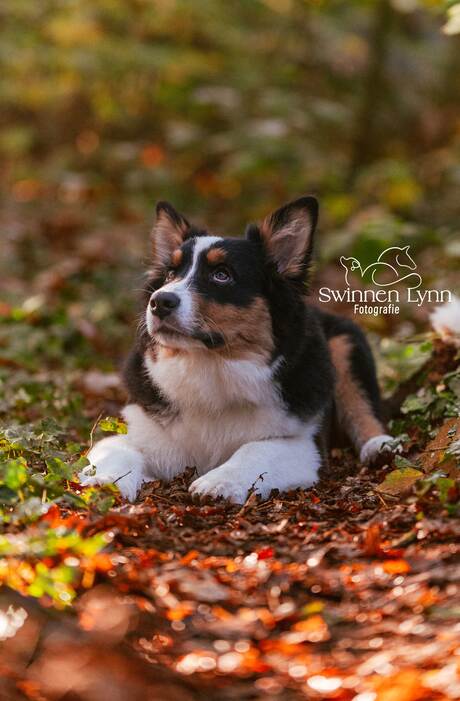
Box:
[150,291,180,319]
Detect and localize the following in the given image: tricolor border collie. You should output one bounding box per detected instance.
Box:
[80,197,392,503]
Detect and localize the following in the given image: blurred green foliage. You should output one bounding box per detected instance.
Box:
[1,0,459,232]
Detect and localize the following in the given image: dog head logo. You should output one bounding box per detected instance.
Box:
[340,245,422,289]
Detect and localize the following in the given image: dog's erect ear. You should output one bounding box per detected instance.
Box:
[151,201,190,270]
[257,196,318,278]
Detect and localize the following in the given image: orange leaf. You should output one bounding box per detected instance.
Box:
[373,669,426,701]
[166,602,194,621]
[140,144,165,168]
[180,550,200,565]
[293,614,326,633]
[362,524,384,556]
[382,559,410,574]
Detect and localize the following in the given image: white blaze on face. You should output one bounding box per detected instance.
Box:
[146,235,222,336]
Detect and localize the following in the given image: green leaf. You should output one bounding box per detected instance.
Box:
[99,417,127,434]
[0,457,28,490]
[401,391,435,415]
[394,455,418,469]
[446,372,460,399]
[419,340,433,353]
[415,470,446,497]
[436,477,456,503]
[376,467,424,496]
[45,456,74,480]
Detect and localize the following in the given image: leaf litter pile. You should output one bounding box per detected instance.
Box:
[1,234,460,699]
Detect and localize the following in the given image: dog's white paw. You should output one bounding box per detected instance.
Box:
[79,437,145,502]
[360,434,393,465]
[190,468,253,504]
[79,464,142,502]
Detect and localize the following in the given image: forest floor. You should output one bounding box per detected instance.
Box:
[0,211,459,701]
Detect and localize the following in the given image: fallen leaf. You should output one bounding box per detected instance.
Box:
[376,468,424,496]
[418,417,460,476]
[382,559,410,574]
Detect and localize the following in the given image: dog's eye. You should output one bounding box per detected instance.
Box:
[211,267,232,284]
[165,269,176,282]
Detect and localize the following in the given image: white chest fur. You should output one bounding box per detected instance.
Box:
[121,350,303,480]
[145,349,280,411]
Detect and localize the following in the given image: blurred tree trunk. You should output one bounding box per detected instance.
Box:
[348,0,394,184]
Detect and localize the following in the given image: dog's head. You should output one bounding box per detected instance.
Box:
[144,197,318,360]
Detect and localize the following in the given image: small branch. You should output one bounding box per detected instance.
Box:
[113,470,132,485]
[237,472,267,517]
[86,412,103,454]
[419,444,452,454]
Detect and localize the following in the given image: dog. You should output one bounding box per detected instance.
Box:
[79,197,392,503]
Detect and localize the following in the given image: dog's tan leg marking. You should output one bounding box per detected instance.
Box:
[328,334,385,452]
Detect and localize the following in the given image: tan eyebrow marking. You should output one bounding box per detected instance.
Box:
[171,249,183,267]
[206,248,226,265]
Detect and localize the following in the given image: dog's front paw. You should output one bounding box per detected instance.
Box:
[190,468,252,505]
[79,464,142,502]
[79,438,145,502]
